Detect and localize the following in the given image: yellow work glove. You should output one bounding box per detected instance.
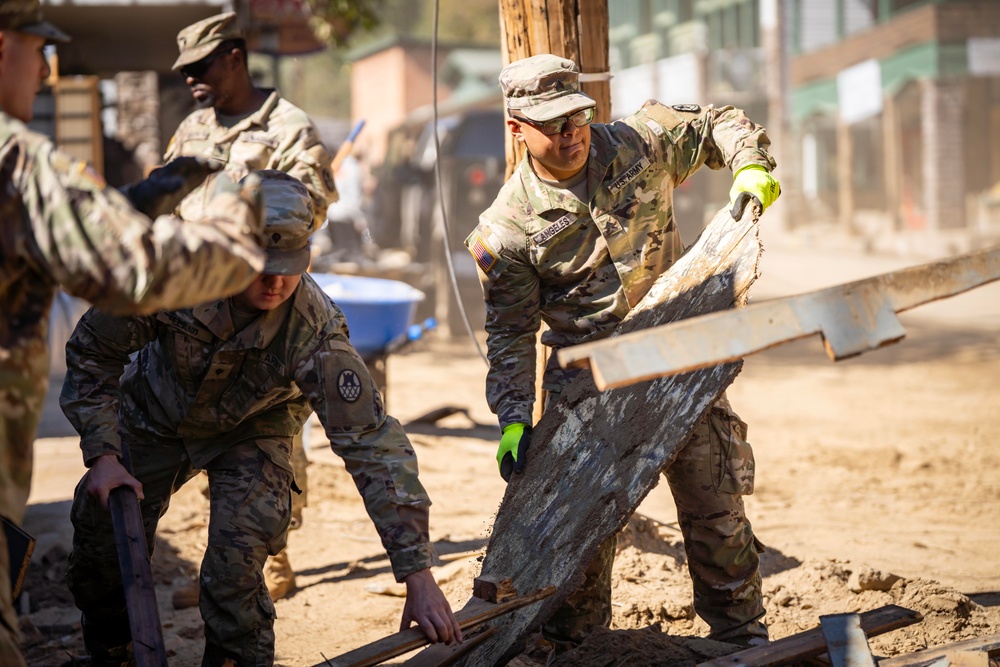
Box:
[497,423,532,482]
[729,165,781,217]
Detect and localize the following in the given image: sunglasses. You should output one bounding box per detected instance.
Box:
[512,107,596,135]
[180,49,228,79]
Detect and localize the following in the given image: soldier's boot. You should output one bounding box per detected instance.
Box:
[709,612,769,647]
[84,642,135,667]
[81,615,135,667]
[264,548,296,601]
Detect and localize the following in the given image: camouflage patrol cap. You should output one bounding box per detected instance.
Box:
[249,170,313,276]
[172,11,243,70]
[500,54,595,122]
[0,0,70,43]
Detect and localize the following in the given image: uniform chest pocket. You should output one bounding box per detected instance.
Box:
[216,349,291,421]
[230,139,274,172]
[611,196,641,222]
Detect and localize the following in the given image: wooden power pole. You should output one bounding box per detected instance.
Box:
[497,1,611,425]
[497,0,610,176]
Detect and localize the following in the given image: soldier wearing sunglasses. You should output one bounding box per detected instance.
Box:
[165,11,338,603]
[465,54,781,657]
[166,12,336,232]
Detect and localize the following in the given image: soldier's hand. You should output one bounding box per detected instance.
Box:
[729,165,780,217]
[86,454,144,509]
[121,156,223,219]
[497,423,532,482]
[400,569,462,645]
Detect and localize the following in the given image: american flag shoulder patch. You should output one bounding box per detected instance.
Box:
[470,235,498,272]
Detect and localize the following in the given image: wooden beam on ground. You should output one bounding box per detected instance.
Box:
[407,199,765,667]
[558,244,1000,390]
[312,586,555,667]
[876,634,1000,667]
[696,604,922,667]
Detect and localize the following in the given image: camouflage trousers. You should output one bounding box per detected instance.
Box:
[0,529,26,667]
[290,426,308,530]
[542,394,767,647]
[67,434,293,667]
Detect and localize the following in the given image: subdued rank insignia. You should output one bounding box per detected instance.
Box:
[470,234,497,272]
[337,369,361,402]
[672,103,701,113]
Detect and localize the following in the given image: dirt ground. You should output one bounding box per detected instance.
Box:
[17,236,1000,666]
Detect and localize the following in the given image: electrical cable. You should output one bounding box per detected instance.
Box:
[431,0,489,364]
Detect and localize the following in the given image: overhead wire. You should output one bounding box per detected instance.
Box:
[430,0,489,365]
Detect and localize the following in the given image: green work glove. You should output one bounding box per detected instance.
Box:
[497,423,532,483]
[120,156,223,219]
[729,165,781,217]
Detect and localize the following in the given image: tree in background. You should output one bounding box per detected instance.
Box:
[283,0,500,119]
[308,0,500,48]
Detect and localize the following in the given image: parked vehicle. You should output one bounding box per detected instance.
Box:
[371,107,506,335]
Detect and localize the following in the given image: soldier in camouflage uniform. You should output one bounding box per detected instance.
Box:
[167,11,340,598]
[62,172,460,667]
[167,11,336,230]
[0,3,268,664]
[465,55,782,652]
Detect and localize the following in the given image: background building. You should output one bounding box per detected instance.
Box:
[608,0,1000,255]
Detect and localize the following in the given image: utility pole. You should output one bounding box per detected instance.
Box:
[497,0,610,425]
[497,0,610,176]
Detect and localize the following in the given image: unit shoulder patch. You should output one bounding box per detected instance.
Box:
[337,369,362,403]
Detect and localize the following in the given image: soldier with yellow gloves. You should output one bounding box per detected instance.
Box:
[61,172,461,667]
[166,10,340,599]
[466,54,780,655]
[0,3,270,664]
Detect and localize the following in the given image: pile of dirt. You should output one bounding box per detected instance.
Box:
[589,514,1000,662]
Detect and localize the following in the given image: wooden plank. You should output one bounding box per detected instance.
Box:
[312,587,555,667]
[109,485,167,667]
[406,199,765,667]
[697,604,922,667]
[558,244,1000,390]
[877,635,1000,667]
[3,516,36,599]
[399,627,497,667]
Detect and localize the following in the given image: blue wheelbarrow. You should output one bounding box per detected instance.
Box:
[311,273,435,407]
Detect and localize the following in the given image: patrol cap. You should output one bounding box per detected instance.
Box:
[250,170,313,276]
[0,0,70,44]
[500,54,595,122]
[172,11,243,70]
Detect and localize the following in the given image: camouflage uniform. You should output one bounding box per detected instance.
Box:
[62,173,431,667]
[165,12,335,232]
[165,90,336,231]
[0,98,265,665]
[466,56,774,647]
[166,14,337,585]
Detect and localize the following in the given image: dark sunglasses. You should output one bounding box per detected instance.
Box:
[180,49,228,79]
[512,107,595,135]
